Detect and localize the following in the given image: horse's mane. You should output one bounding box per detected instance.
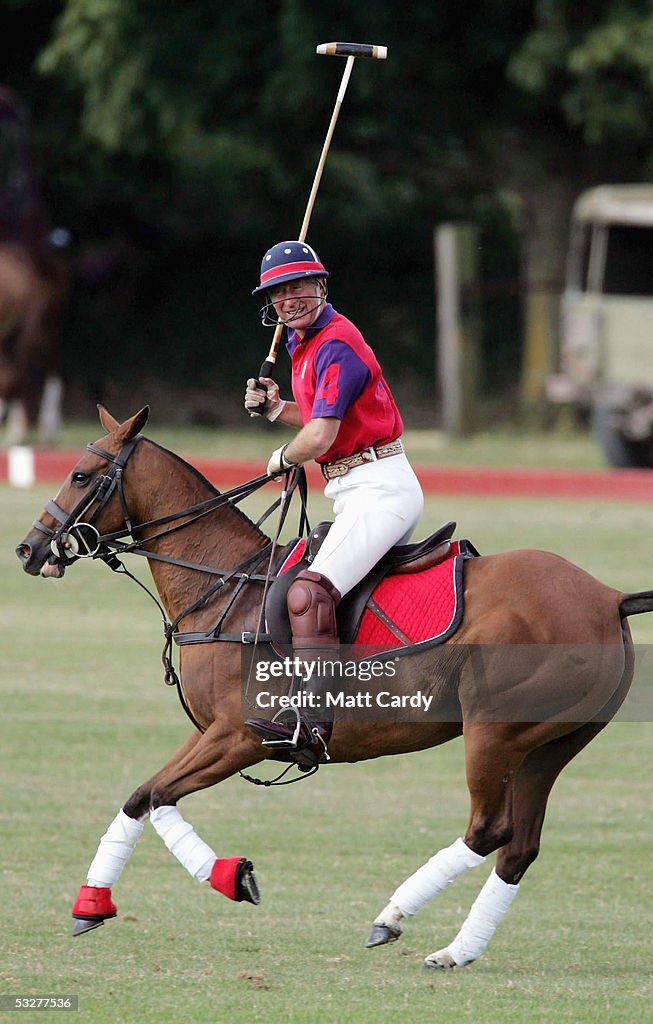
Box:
[143,437,270,547]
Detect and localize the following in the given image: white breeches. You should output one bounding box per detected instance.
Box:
[311,453,424,597]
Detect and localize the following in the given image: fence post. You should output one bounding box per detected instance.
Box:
[435,222,481,436]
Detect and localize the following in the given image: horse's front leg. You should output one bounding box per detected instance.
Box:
[71,722,263,936]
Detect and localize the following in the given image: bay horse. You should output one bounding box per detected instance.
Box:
[0,88,69,446]
[15,405,653,969]
[0,239,69,446]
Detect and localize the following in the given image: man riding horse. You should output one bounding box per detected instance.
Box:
[244,241,424,766]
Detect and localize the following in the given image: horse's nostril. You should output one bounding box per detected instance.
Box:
[16,543,32,563]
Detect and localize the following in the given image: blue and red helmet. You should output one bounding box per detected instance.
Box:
[252,240,329,295]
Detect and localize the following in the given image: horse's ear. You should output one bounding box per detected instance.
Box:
[123,405,150,439]
[98,405,120,433]
[98,404,149,438]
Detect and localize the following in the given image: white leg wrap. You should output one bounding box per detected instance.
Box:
[149,805,216,884]
[446,868,520,966]
[391,837,486,917]
[87,808,146,887]
[373,902,405,931]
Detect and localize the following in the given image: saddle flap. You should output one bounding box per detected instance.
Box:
[265,522,333,647]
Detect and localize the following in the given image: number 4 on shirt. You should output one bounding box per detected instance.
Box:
[316,362,341,405]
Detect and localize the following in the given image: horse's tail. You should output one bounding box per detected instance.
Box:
[620,590,653,617]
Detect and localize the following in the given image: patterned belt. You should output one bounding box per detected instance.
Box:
[321,439,404,480]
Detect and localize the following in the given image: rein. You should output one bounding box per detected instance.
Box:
[33,433,310,667]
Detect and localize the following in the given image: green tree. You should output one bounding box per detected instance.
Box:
[502,2,653,410]
[6,0,653,416]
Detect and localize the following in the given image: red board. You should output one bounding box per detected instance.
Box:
[2,449,653,500]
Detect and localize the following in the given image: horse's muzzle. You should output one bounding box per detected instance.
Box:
[16,532,65,577]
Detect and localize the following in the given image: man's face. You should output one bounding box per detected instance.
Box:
[268,278,325,331]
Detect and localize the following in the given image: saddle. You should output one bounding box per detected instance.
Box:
[266,520,477,655]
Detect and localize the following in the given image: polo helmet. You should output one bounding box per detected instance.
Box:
[252,240,329,295]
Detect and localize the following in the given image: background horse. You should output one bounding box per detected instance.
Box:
[15,405,653,969]
[0,238,68,445]
[0,87,69,446]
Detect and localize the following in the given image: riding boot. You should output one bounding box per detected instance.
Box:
[246,569,340,767]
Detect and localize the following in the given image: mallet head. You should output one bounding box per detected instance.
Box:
[316,42,388,60]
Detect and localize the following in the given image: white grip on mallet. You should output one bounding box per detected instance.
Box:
[316,42,388,60]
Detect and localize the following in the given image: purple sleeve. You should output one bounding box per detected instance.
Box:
[311,340,371,419]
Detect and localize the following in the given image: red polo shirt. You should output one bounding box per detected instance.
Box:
[286,304,402,464]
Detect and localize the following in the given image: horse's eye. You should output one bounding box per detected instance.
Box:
[72,471,91,487]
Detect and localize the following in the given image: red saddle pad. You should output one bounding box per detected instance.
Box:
[355,542,464,651]
[276,539,466,657]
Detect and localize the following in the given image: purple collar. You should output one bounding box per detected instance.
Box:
[286,303,336,355]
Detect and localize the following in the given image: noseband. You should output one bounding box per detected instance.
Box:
[31,435,143,564]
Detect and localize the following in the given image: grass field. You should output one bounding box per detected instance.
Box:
[2,429,652,1023]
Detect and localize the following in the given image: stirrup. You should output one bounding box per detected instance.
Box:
[261,708,302,750]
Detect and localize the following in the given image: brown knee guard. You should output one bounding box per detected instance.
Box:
[287,569,341,656]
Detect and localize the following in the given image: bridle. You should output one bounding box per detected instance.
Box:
[32,433,308,570]
[31,435,143,565]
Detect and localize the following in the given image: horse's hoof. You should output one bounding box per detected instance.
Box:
[70,884,117,935]
[71,915,106,937]
[237,860,261,905]
[365,923,402,948]
[210,857,261,905]
[423,949,457,970]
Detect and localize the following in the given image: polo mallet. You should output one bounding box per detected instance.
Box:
[250,42,387,409]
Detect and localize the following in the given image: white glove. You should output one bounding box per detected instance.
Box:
[267,444,295,478]
[244,377,286,421]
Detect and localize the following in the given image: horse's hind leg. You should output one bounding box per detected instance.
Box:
[425,637,635,970]
[366,835,487,948]
[424,720,614,970]
[494,720,609,886]
[367,724,525,960]
[493,637,632,887]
